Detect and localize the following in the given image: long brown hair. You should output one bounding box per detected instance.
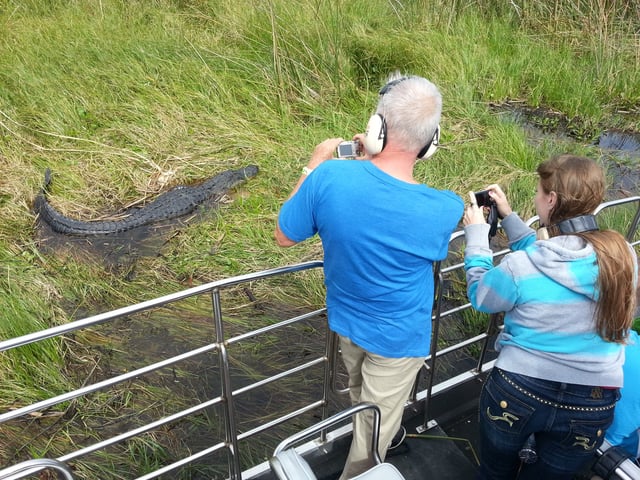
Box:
[537,154,637,343]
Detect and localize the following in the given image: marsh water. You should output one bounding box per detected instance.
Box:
[491,101,640,196]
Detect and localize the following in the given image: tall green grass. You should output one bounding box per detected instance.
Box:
[0,0,638,474]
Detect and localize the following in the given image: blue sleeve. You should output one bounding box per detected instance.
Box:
[466,261,519,313]
[277,174,318,243]
[606,332,640,456]
[501,213,536,251]
[464,222,519,313]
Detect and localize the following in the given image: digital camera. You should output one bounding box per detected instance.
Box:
[474,190,494,207]
[336,141,360,159]
[473,189,499,239]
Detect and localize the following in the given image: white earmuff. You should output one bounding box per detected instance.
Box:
[417,125,440,160]
[363,114,386,156]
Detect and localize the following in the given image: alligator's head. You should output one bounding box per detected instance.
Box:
[243,165,259,179]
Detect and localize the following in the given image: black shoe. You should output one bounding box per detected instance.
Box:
[388,426,407,450]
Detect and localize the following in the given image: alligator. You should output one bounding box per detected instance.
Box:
[34,165,259,235]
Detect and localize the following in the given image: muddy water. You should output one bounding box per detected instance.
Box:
[598,129,640,154]
[597,129,640,197]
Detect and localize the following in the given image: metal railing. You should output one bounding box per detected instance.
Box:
[0,459,75,480]
[1,196,638,480]
[0,261,330,480]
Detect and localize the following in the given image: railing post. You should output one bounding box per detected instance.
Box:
[420,261,443,429]
[475,313,501,373]
[211,288,242,480]
[626,202,640,243]
[319,329,338,443]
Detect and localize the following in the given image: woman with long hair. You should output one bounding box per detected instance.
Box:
[464,154,638,479]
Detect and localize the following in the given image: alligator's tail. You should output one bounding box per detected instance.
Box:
[43,168,52,191]
[33,169,120,235]
[33,168,53,222]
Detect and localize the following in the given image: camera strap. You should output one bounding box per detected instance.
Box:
[556,214,599,234]
[487,204,499,239]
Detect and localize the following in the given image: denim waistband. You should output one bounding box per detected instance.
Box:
[496,368,618,412]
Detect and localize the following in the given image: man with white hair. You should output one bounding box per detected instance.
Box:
[275,73,463,479]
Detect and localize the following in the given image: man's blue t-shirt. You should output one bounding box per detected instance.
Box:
[278,160,463,358]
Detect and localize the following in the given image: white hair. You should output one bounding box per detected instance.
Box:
[376,74,442,153]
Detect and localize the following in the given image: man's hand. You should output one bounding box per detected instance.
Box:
[351,133,369,160]
[307,137,345,170]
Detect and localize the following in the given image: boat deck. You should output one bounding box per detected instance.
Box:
[308,419,479,480]
[252,414,480,480]
[251,372,485,480]
[384,413,479,480]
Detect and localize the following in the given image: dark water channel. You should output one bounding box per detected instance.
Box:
[490,101,640,198]
[597,129,640,196]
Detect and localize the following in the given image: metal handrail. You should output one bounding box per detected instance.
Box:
[0,458,75,480]
[272,402,383,463]
[0,261,326,480]
[0,261,324,354]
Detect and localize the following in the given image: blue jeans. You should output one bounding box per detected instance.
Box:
[477,368,619,480]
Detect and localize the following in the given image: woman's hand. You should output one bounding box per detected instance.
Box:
[464,204,487,225]
[464,191,487,225]
[486,184,513,218]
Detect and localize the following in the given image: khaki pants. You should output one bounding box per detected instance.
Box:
[337,335,425,480]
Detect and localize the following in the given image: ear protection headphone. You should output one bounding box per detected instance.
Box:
[363,77,441,160]
[417,125,440,160]
[363,113,387,156]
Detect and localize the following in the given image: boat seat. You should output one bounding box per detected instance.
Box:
[269,402,406,480]
[351,462,406,480]
[269,448,317,480]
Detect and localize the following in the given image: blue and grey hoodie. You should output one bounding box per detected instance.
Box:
[464,212,637,387]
